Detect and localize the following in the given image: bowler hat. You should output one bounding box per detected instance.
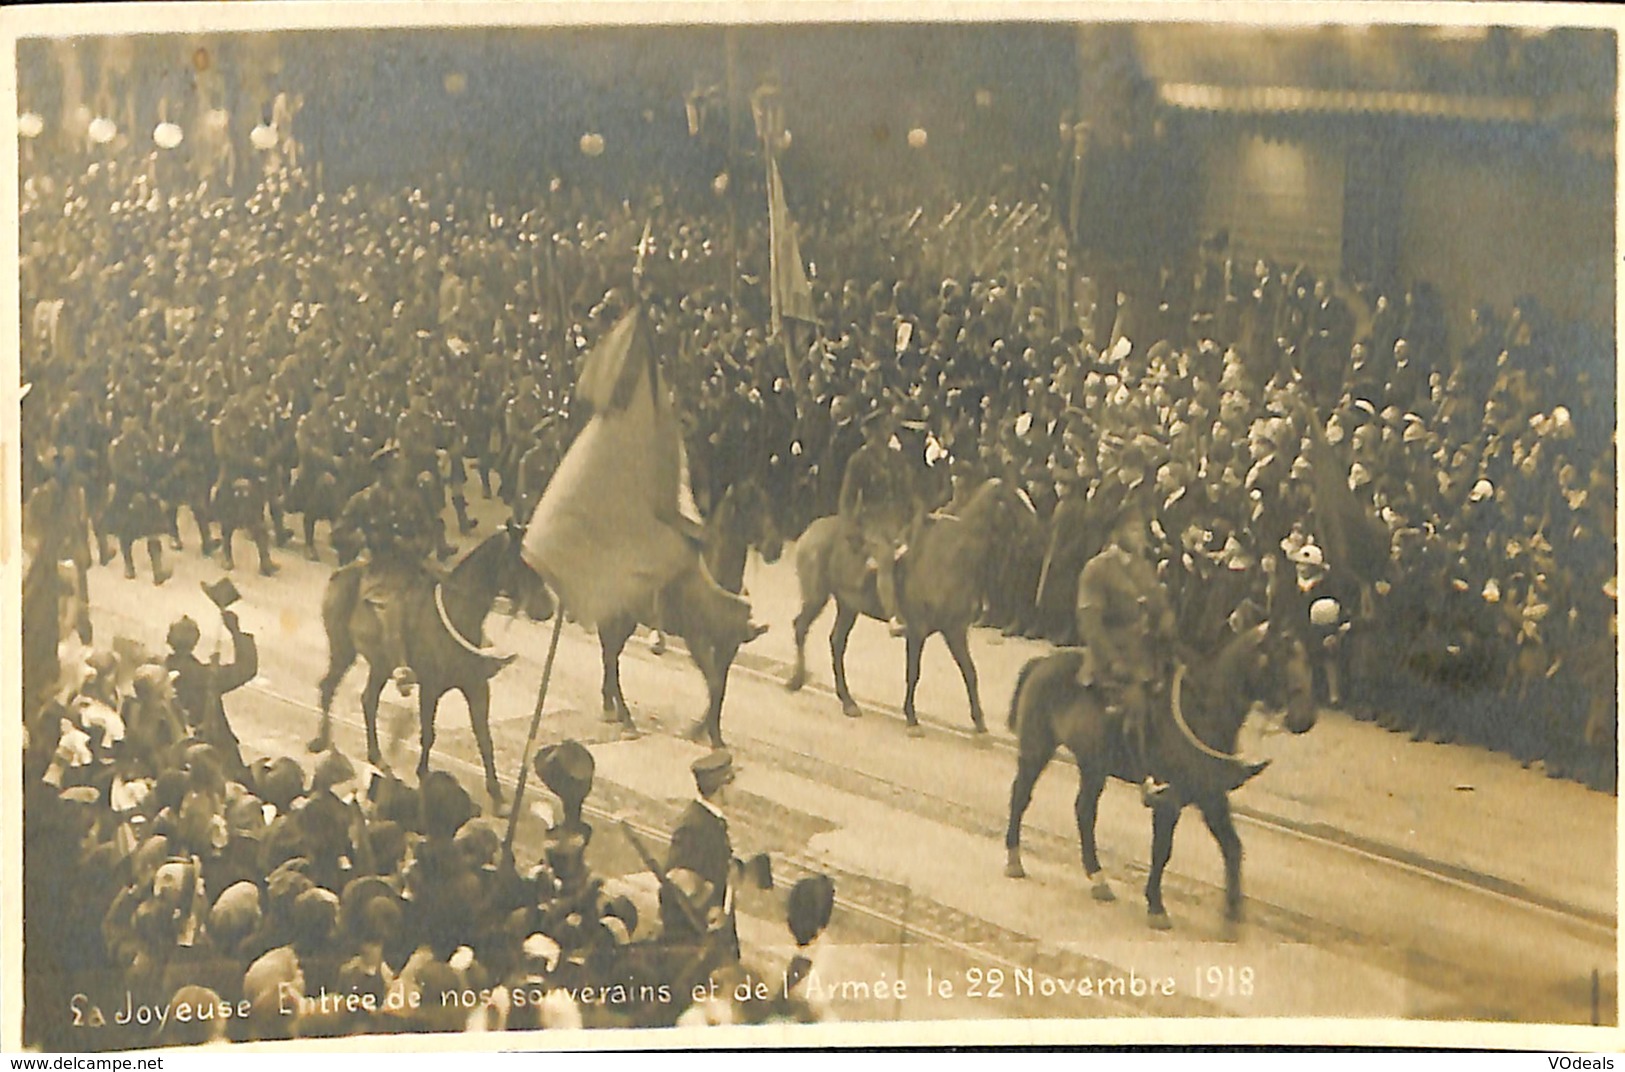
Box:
[201,578,241,609]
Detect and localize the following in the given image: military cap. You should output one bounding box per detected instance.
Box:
[691,749,736,794]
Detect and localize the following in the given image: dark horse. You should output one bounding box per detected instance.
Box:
[598,479,783,746]
[310,522,553,813]
[1004,622,1317,929]
[787,477,1022,735]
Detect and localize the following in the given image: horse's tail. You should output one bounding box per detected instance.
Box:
[1007,655,1045,734]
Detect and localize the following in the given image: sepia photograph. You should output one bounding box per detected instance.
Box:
[4,1,1619,1054]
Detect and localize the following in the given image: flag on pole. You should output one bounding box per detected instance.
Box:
[767,153,815,337]
[521,308,703,627]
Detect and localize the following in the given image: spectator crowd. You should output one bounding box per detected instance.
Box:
[17,128,1617,1047]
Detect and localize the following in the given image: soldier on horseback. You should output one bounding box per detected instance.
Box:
[839,406,916,637]
[1074,497,1176,806]
[338,447,439,696]
[397,397,459,561]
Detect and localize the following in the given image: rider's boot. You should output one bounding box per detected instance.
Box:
[387,607,416,696]
[877,555,907,637]
[1128,689,1169,807]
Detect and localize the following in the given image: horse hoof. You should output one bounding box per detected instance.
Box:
[971,720,989,736]
[1091,882,1117,903]
[684,721,709,743]
[842,703,862,719]
[785,670,806,693]
[307,736,329,754]
[620,724,643,741]
[1147,911,1173,931]
[1004,862,1026,880]
[906,723,925,739]
[600,706,624,724]
[489,796,510,819]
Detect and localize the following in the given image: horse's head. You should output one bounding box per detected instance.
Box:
[1247,620,1318,735]
[495,518,555,621]
[730,480,783,565]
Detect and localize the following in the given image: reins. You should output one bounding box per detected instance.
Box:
[1169,661,1246,762]
[433,581,511,660]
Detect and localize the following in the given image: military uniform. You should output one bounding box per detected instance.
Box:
[838,418,916,629]
[1075,527,1176,795]
[107,422,172,585]
[210,401,278,575]
[339,460,438,690]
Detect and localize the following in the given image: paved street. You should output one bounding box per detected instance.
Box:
[79,497,1618,1025]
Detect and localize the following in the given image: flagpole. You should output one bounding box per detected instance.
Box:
[500,601,566,872]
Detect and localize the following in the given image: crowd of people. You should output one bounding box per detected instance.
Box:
[24,597,835,1049]
[16,128,1617,1045]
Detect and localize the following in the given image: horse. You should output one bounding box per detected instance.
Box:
[1003,621,1317,929]
[310,522,554,814]
[598,479,783,746]
[786,477,1023,735]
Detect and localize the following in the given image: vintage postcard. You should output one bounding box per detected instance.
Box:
[3,0,1620,1055]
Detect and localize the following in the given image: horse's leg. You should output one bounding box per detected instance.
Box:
[1073,764,1115,902]
[417,685,444,782]
[1004,724,1057,879]
[943,626,987,734]
[1145,801,1183,930]
[312,644,355,753]
[687,639,731,748]
[902,632,926,737]
[829,604,862,718]
[786,593,828,692]
[1197,795,1246,927]
[360,666,388,770]
[598,619,637,732]
[463,681,507,816]
[303,510,320,562]
[220,524,236,571]
[119,536,136,580]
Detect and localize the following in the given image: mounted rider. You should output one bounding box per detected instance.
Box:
[338,446,440,695]
[1074,496,1176,806]
[839,405,917,637]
